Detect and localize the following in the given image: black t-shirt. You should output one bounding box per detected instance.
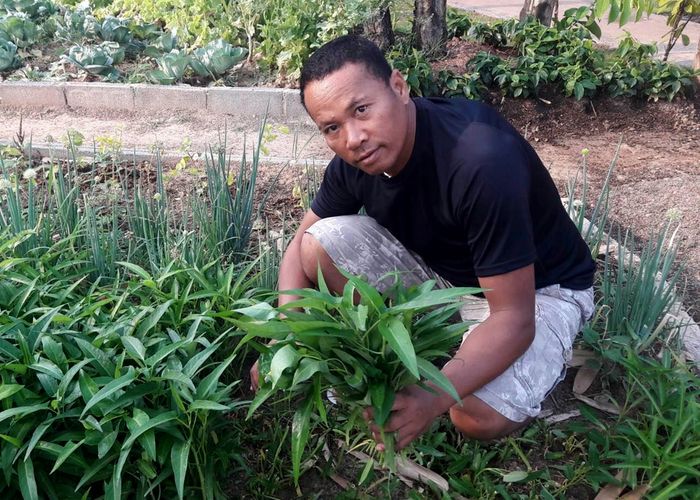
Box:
[311,97,596,290]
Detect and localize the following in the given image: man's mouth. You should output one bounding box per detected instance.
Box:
[357,148,379,164]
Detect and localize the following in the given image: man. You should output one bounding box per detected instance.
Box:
[252,35,595,450]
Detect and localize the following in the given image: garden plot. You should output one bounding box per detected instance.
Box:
[1,107,699,497]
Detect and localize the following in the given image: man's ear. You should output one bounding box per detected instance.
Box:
[389,69,410,103]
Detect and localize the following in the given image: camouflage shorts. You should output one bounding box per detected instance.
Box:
[306,215,595,423]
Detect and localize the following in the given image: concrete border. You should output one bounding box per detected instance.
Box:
[0,139,327,167]
[0,81,313,124]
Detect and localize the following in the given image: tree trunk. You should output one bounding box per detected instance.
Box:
[413,0,447,55]
[520,0,558,26]
[363,6,394,52]
[694,33,700,88]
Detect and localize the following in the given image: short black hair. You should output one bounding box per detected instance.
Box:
[300,34,392,108]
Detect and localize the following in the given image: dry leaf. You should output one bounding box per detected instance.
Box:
[544,410,581,424]
[574,393,621,414]
[573,359,602,394]
[396,456,449,492]
[594,471,625,500]
[569,348,597,367]
[620,484,650,499]
[329,473,352,490]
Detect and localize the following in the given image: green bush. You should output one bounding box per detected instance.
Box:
[256,0,373,81]
[0,36,19,70]
[0,249,258,498]
[107,0,239,47]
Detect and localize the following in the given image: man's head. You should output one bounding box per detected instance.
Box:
[300,35,416,177]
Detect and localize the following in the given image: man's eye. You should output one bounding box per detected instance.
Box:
[356,105,367,114]
[324,125,338,134]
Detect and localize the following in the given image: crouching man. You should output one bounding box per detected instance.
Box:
[252,35,595,448]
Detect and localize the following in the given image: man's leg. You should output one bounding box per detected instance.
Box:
[300,215,445,293]
[450,285,595,440]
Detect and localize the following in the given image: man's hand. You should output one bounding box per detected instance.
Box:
[249,359,260,392]
[364,385,442,451]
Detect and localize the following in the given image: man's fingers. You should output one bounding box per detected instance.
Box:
[249,360,260,392]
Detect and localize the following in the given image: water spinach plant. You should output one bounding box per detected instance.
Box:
[234,270,481,484]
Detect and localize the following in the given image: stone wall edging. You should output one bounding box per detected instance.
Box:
[0,81,313,125]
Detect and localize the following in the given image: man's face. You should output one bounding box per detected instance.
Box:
[304,63,415,177]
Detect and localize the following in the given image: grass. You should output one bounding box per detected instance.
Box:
[1,133,698,498]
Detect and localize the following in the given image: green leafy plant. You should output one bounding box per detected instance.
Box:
[0,251,257,499]
[446,7,472,38]
[108,0,240,47]
[148,48,189,84]
[0,0,57,20]
[93,15,133,44]
[387,45,439,97]
[142,30,178,58]
[234,271,480,483]
[189,38,246,78]
[256,0,372,81]
[63,41,124,79]
[598,224,682,354]
[577,350,700,498]
[0,13,39,48]
[0,36,19,71]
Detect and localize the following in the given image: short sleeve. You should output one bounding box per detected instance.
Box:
[311,157,363,218]
[455,130,537,277]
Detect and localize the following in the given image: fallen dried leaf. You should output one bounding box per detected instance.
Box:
[573,359,602,394]
[574,393,621,415]
[569,348,597,368]
[594,471,625,500]
[544,410,581,424]
[620,484,650,500]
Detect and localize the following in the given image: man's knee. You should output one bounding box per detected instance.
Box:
[449,403,530,441]
[299,230,332,283]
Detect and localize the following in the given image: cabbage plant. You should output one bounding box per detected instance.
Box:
[0,13,38,47]
[94,15,132,45]
[148,49,189,84]
[0,0,57,20]
[189,39,246,78]
[234,271,480,484]
[0,37,19,71]
[62,41,124,79]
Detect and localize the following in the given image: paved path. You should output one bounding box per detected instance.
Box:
[449,0,699,67]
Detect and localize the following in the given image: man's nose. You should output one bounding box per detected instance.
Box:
[345,121,366,151]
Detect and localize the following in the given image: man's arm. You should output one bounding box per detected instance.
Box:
[436,263,536,409]
[250,209,321,391]
[372,264,536,448]
[277,209,322,307]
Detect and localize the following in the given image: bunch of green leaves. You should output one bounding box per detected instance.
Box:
[574,349,700,498]
[565,145,617,257]
[256,0,372,81]
[54,6,93,42]
[467,19,518,48]
[0,248,259,498]
[446,7,472,38]
[107,0,241,47]
[596,223,681,355]
[0,0,57,20]
[387,45,439,97]
[193,127,262,259]
[62,41,124,79]
[142,30,177,58]
[436,69,486,100]
[147,48,189,84]
[92,15,133,45]
[189,38,246,79]
[0,35,19,70]
[0,13,38,48]
[234,271,480,483]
